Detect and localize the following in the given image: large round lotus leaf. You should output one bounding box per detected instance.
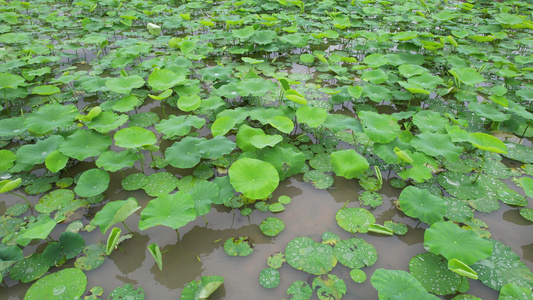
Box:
[142,172,179,197]
[262,144,306,180]
[312,274,346,300]
[114,127,156,148]
[237,78,277,97]
[201,65,233,81]
[303,170,334,189]
[188,180,219,216]
[250,134,282,149]
[259,268,280,289]
[96,150,137,172]
[437,172,506,200]
[424,221,493,265]
[59,129,112,161]
[177,94,201,112]
[362,69,388,84]
[138,192,196,231]
[269,116,294,134]
[32,85,60,95]
[148,68,186,91]
[468,132,507,154]
[155,115,205,139]
[224,236,254,256]
[229,158,279,200]
[181,275,224,300]
[0,245,23,271]
[112,95,142,113]
[309,153,333,172]
[472,239,533,291]
[412,110,449,134]
[411,132,462,162]
[409,252,465,295]
[371,269,440,300]
[0,117,27,137]
[361,84,393,102]
[287,280,312,300]
[121,173,148,191]
[469,102,510,123]
[442,197,474,223]
[296,105,327,128]
[449,67,485,86]
[0,72,25,89]
[45,150,68,173]
[35,189,75,214]
[399,186,446,225]
[285,237,337,275]
[59,232,85,259]
[74,169,110,198]
[9,254,49,283]
[211,116,236,137]
[91,197,140,234]
[87,111,129,133]
[16,215,57,247]
[336,207,375,234]
[260,217,285,237]
[333,238,377,269]
[105,75,144,94]
[330,149,369,179]
[236,124,265,152]
[74,243,106,271]
[196,136,237,159]
[499,283,533,300]
[17,135,64,165]
[165,137,206,169]
[359,111,399,144]
[24,103,78,135]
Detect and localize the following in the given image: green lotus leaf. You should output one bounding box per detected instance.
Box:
[266,116,293,134]
[0,117,27,137]
[148,243,163,271]
[165,137,206,169]
[142,172,179,197]
[9,254,49,283]
[200,65,233,81]
[336,207,375,234]
[448,258,478,280]
[112,95,142,113]
[59,129,111,161]
[296,105,327,128]
[211,116,236,137]
[303,170,334,189]
[95,150,137,172]
[115,127,157,148]
[449,67,485,86]
[312,274,346,300]
[17,135,64,165]
[87,111,129,133]
[91,197,140,234]
[472,239,533,291]
[495,13,523,25]
[443,197,474,223]
[58,232,85,260]
[468,132,507,154]
[149,69,186,92]
[188,180,219,216]
[359,111,399,143]
[24,104,78,135]
[260,217,285,237]
[0,245,23,272]
[409,252,466,296]
[74,243,106,271]
[74,169,110,198]
[333,238,377,269]
[181,275,224,300]
[251,29,277,45]
[502,142,533,163]
[196,136,236,159]
[155,115,205,139]
[251,134,282,149]
[35,189,75,214]
[287,281,312,300]
[262,144,306,180]
[259,268,280,289]
[108,284,144,300]
[469,102,511,123]
[398,64,428,77]
[362,69,388,84]
[215,81,240,98]
[499,283,533,300]
[330,149,369,179]
[45,150,68,173]
[237,78,277,97]
[177,94,201,112]
[359,191,383,208]
[350,269,367,283]
[424,221,493,265]
[413,110,449,133]
[236,124,265,152]
[371,269,440,300]
[285,237,337,275]
[121,173,148,191]
[399,186,446,225]
[129,112,160,128]
[0,72,25,89]
[105,75,145,94]
[138,192,196,231]
[361,84,393,102]
[224,236,254,256]
[411,132,462,162]
[229,158,279,200]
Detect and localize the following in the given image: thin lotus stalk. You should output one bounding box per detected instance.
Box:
[472,150,485,184]
[9,191,32,207]
[137,148,145,173]
[122,221,133,233]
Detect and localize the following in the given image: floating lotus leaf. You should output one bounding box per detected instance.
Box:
[16,215,57,246]
[502,142,533,163]
[74,169,110,198]
[74,243,106,271]
[303,170,334,189]
[224,236,254,256]
[91,198,140,234]
[437,172,506,200]
[142,172,179,197]
[424,221,493,265]
[32,85,60,95]
[9,254,49,283]
[35,189,75,214]
[468,132,507,154]
[469,102,510,123]
[165,137,206,169]
[361,84,392,102]
[196,136,236,159]
[87,111,128,133]
[17,135,64,165]
[148,68,186,91]
[45,150,68,173]
[121,173,148,191]
[499,283,533,300]
[236,124,264,152]
[138,192,196,231]
[24,104,79,135]
[409,252,466,295]
[333,238,377,269]
[96,150,137,172]
[105,75,144,94]
[237,78,277,97]
[211,116,236,137]
[399,186,446,225]
[371,269,440,300]
[472,239,533,291]
[129,112,160,128]
[267,252,285,269]
[336,207,375,234]
[362,69,388,84]
[287,281,312,300]
[115,127,156,148]
[398,64,428,77]
[285,237,337,275]
[188,180,219,216]
[108,284,144,300]
[181,275,224,300]
[359,191,383,208]
[309,153,333,172]
[260,217,285,237]
[262,144,306,180]
[359,111,399,143]
[200,65,233,81]
[229,158,279,200]
[411,132,462,162]
[442,197,474,223]
[259,268,280,289]
[59,129,111,161]
[0,117,26,137]
[312,274,346,300]
[520,208,533,222]
[330,149,369,179]
[112,95,142,113]
[296,105,327,128]
[322,232,341,246]
[413,110,449,133]
[177,94,201,112]
[350,269,367,283]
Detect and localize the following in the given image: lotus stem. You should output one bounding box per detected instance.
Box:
[472,150,485,184]
[519,124,529,144]
[8,191,32,207]
[122,221,133,233]
[160,103,167,119]
[137,148,145,173]
[175,229,180,240]
[202,215,208,225]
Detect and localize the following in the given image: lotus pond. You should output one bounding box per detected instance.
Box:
[1,0,533,299]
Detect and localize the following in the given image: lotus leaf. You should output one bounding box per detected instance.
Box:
[211,116,236,137]
[502,142,533,163]
[148,68,186,91]
[74,169,110,198]
[262,144,306,180]
[472,239,533,291]
[469,102,510,123]
[229,158,279,200]
[336,207,375,234]
[59,129,111,161]
[96,150,137,172]
[138,192,196,231]
[260,217,285,237]
[413,110,449,133]
[24,104,79,135]
[115,127,157,148]
[87,111,129,133]
[91,198,140,234]
[362,69,388,84]
[350,269,367,283]
[330,149,369,179]
[0,117,26,137]
[267,252,285,269]
[129,112,160,128]
[450,68,485,86]
[45,150,68,173]
[165,137,206,169]
[0,245,23,272]
[285,237,337,275]
[0,72,25,89]
[448,258,478,279]
[411,132,462,162]
[109,284,144,300]
[142,172,179,197]
[105,76,144,94]
[17,135,64,165]
[9,254,49,283]
[333,238,377,269]
[312,274,346,300]
[259,268,280,289]
[296,105,327,128]
[177,94,201,112]
[181,275,224,300]
[409,252,466,295]
[188,180,219,216]
[371,269,440,300]
[200,65,233,81]
[0,178,21,193]
[399,186,446,225]
[309,153,333,172]
[0,149,15,171]
[303,170,334,189]
[224,236,254,256]
[112,95,142,112]
[359,111,399,144]
[469,132,507,154]
[269,116,294,134]
[75,243,106,271]
[499,283,533,300]
[121,173,148,191]
[35,189,75,214]
[361,84,392,102]
[148,243,163,271]
[196,136,236,159]
[287,281,312,300]
[16,215,56,246]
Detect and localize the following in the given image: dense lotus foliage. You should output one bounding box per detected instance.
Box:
[1,0,533,298]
